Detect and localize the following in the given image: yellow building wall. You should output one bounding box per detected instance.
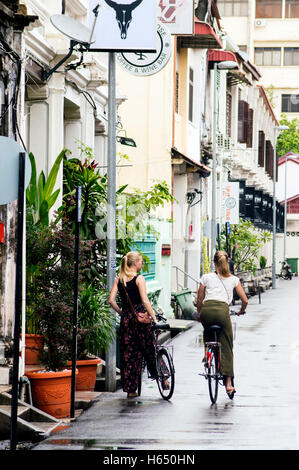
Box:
[174,47,188,154]
[116,51,174,219]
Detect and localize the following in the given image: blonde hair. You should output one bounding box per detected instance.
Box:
[214,251,230,278]
[119,251,142,285]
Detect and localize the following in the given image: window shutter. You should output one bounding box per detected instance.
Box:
[258,131,265,167]
[238,100,245,143]
[226,92,232,138]
[266,140,274,179]
[238,100,249,144]
[247,108,253,147]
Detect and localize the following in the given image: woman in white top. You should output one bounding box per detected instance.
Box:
[195,251,248,397]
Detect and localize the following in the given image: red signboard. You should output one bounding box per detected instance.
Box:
[162,244,171,256]
[0,222,4,244]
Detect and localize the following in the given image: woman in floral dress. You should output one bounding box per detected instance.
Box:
[109,252,158,397]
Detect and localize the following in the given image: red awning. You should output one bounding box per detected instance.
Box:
[180,19,223,50]
[208,49,239,66]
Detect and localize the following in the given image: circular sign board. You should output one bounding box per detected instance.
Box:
[116,22,172,77]
[225,197,236,209]
[0,137,31,205]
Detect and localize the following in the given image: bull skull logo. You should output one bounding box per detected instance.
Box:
[104,0,144,39]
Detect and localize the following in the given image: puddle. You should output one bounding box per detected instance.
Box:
[190,334,204,348]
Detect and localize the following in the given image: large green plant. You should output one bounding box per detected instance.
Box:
[60,144,174,283]
[276,115,299,158]
[77,285,115,359]
[26,149,67,226]
[221,219,272,273]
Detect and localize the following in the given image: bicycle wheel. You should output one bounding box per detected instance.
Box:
[156,348,175,400]
[207,347,219,404]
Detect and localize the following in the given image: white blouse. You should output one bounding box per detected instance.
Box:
[200,273,239,305]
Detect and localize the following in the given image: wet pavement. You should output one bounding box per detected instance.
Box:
[31,276,299,452]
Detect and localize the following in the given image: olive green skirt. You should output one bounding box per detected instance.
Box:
[200,300,234,378]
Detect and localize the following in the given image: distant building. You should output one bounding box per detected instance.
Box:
[218,0,299,120]
[277,152,299,270]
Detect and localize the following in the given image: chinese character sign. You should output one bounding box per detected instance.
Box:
[89,0,157,51]
[158,0,194,35]
[222,182,239,225]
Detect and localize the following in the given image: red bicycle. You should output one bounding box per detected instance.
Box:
[199,310,244,404]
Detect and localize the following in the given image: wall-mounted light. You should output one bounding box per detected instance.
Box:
[116,130,137,147]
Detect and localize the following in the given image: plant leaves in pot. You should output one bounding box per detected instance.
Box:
[25,222,76,418]
[67,285,115,391]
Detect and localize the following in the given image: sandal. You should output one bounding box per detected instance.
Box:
[226,388,236,399]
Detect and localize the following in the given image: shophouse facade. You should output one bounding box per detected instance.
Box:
[0,1,37,366]
[0,0,113,373]
[116,1,281,302]
[0,1,283,370]
[217,0,299,271]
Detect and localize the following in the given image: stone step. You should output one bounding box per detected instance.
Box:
[0,392,61,439]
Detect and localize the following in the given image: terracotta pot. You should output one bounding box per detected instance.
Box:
[67,358,101,391]
[25,369,77,418]
[24,334,44,365]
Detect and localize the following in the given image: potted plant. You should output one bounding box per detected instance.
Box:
[25,222,77,418]
[25,149,67,365]
[68,284,115,391]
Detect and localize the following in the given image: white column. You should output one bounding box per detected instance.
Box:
[47,73,65,215]
[64,120,82,158]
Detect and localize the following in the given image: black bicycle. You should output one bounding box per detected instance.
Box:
[137,311,175,401]
[199,310,244,405]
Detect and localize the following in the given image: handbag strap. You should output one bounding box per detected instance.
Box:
[121,281,136,314]
[216,273,230,304]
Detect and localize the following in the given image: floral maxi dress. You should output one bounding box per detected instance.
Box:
[118,275,157,393]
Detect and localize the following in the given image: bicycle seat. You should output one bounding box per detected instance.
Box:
[204,325,222,333]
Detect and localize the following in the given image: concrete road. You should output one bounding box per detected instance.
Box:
[33,276,299,451]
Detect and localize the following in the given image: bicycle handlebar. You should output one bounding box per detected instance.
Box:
[152,311,170,331]
[230,310,246,316]
[152,322,170,331]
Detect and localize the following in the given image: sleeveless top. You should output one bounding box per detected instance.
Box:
[201,272,239,305]
[117,274,143,311]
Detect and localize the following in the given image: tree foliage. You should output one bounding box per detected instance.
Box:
[221,219,272,273]
[276,115,299,158]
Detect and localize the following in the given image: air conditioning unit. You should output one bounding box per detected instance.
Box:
[217,133,224,148]
[224,137,231,150]
[255,19,266,27]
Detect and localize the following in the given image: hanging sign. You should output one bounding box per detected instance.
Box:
[0,137,31,205]
[88,0,157,51]
[222,182,239,225]
[158,0,194,35]
[116,22,172,76]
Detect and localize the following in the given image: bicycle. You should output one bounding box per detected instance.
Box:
[137,311,175,401]
[199,310,245,405]
[279,261,293,280]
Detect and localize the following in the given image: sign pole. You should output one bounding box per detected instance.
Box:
[10,152,26,451]
[70,186,81,419]
[106,52,117,392]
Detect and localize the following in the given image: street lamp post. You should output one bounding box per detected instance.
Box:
[272,125,289,289]
[283,154,288,262]
[211,60,238,271]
